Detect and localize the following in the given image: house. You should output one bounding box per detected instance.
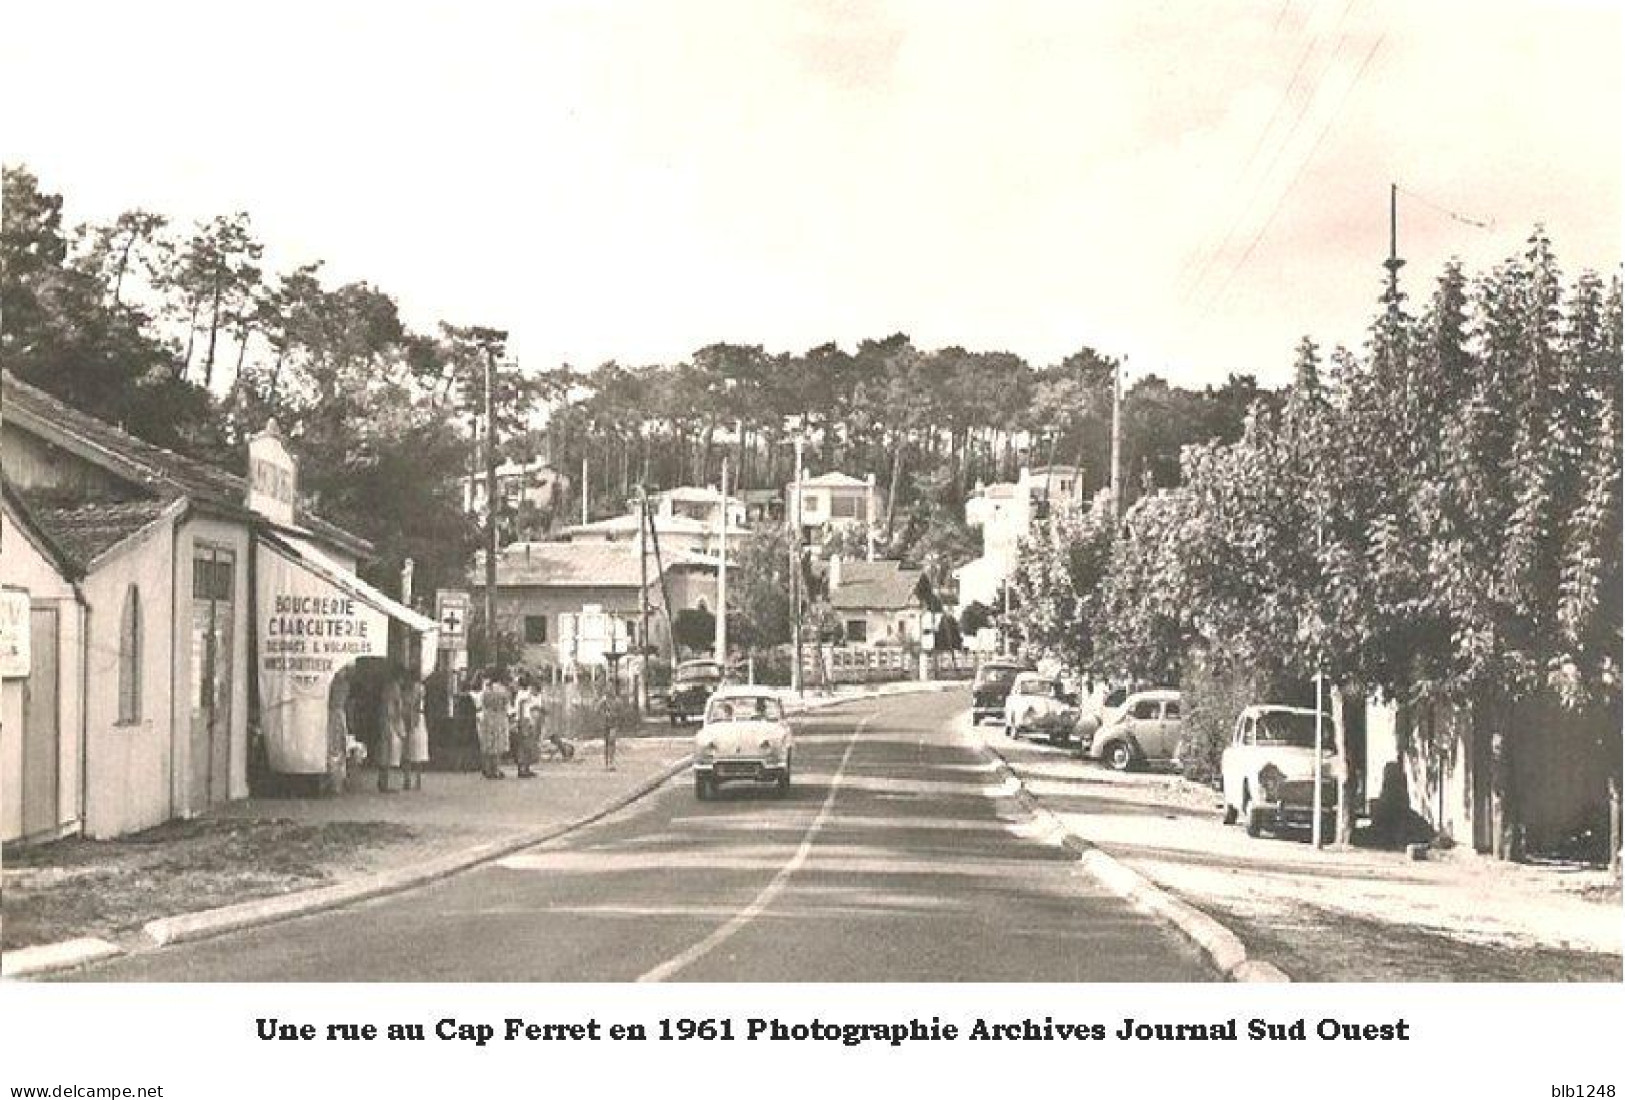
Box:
[1,371,435,839]
[786,471,878,549]
[561,485,748,557]
[471,539,719,667]
[460,458,568,519]
[825,556,936,647]
[954,464,1088,612]
[1,484,87,844]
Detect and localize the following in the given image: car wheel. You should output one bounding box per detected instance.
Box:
[1105,740,1134,772]
[694,774,712,801]
[1242,785,1266,838]
[776,771,790,797]
[1222,800,1239,826]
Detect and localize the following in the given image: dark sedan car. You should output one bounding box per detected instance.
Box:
[667,659,725,725]
[971,659,1034,724]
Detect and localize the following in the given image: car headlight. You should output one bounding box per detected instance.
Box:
[759,738,780,762]
[1258,764,1283,802]
[697,741,718,763]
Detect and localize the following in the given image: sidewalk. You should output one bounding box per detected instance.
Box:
[973,717,1622,982]
[3,679,960,978]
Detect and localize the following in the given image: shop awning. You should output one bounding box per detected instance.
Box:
[258,530,438,640]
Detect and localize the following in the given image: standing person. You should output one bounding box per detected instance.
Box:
[513,701,542,779]
[478,668,512,779]
[402,668,430,791]
[377,666,405,793]
[325,664,353,796]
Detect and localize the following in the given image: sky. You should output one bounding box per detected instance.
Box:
[2,0,1620,390]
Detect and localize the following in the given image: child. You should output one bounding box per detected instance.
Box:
[514,702,542,779]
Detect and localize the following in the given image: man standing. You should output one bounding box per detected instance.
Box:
[478,668,512,779]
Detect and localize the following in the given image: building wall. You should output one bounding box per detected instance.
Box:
[1366,694,1619,854]
[82,514,178,838]
[0,516,86,843]
[172,515,253,814]
[839,608,924,646]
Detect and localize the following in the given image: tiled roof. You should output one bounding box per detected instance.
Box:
[794,471,869,489]
[829,559,926,611]
[18,495,173,571]
[1,371,369,557]
[474,541,715,589]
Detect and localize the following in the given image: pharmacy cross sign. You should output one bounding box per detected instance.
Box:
[434,589,470,652]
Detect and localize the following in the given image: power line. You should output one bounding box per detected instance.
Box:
[1177,0,1362,309]
[1191,34,1388,330]
[1395,183,1496,231]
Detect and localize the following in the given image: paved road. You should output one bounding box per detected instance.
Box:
[69,691,1214,982]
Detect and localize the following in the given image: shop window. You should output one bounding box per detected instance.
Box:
[118,585,142,723]
[524,615,549,644]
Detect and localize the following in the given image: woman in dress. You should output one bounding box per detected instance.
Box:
[478,668,512,779]
[377,668,405,793]
[401,668,430,790]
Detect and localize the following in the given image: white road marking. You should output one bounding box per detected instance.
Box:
[636,713,873,982]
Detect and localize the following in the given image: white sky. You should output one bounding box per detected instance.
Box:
[3,0,1619,389]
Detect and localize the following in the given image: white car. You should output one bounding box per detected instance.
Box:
[1220,705,1338,838]
[1002,673,1080,745]
[693,687,794,799]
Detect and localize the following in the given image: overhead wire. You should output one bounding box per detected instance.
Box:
[1176,0,1361,309]
[1191,33,1388,329]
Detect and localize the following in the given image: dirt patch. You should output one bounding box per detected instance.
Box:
[1186,894,1623,982]
[2,819,425,950]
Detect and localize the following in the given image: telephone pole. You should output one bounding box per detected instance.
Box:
[637,483,651,713]
[714,457,729,666]
[790,439,805,696]
[482,347,499,666]
[1383,182,1405,320]
[1109,356,1124,520]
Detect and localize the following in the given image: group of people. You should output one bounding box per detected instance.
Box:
[374,664,430,793]
[468,668,578,780]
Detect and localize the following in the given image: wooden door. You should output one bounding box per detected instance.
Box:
[22,606,60,837]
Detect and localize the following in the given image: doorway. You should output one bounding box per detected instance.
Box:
[190,544,236,808]
[22,605,60,838]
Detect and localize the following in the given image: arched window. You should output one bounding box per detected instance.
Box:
[118,585,142,723]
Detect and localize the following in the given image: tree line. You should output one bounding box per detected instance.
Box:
[3,164,1275,599]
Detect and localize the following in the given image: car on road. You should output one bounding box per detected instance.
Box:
[971,658,1034,723]
[692,687,794,799]
[667,658,726,725]
[1220,704,1338,839]
[1078,688,1182,771]
[1003,672,1081,745]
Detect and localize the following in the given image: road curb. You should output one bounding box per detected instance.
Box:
[1,936,124,981]
[976,726,1292,983]
[13,679,968,978]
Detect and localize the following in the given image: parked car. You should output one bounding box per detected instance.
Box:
[1220,704,1338,839]
[1079,688,1182,771]
[1003,673,1081,745]
[971,658,1034,723]
[692,687,793,799]
[667,659,725,725]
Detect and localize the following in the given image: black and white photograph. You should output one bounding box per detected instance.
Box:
[0,0,1621,1093]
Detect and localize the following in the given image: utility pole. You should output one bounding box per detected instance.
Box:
[1109,356,1124,520]
[483,347,499,666]
[1383,181,1405,319]
[790,439,805,696]
[714,457,729,666]
[637,483,651,714]
[580,455,589,526]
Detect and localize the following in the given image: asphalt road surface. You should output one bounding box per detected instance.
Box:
[68,691,1215,982]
